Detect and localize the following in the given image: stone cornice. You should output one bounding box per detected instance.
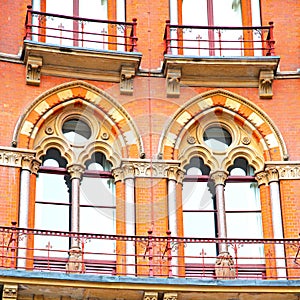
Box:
[265,162,300,180]
[113,159,183,182]
[0,147,37,171]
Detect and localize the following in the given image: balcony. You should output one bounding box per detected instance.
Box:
[22,6,142,88]
[163,21,280,97]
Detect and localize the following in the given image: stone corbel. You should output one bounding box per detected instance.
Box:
[166,68,181,98]
[259,70,274,99]
[163,293,178,300]
[2,284,18,300]
[26,56,43,86]
[143,292,158,300]
[120,65,135,95]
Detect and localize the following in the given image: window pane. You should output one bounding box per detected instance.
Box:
[183,182,214,210]
[36,173,69,204]
[183,212,216,263]
[225,182,261,210]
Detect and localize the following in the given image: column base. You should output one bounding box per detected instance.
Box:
[66,247,85,274]
[215,252,236,279]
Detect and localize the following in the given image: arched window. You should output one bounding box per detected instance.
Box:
[182,156,264,274]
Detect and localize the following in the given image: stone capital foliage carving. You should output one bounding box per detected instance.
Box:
[163,293,178,300]
[255,171,268,186]
[210,170,228,186]
[2,284,18,300]
[265,166,279,182]
[67,164,85,180]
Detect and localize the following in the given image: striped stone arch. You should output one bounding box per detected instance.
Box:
[13,80,144,165]
[158,89,288,166]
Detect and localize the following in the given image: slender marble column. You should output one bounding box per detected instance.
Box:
[267,167,287,279]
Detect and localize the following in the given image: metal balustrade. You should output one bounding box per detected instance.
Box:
[24,6,138,52]
[0,224,299,280]
[164,20,275,57]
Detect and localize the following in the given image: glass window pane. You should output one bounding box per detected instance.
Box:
[225,182,261,210]
[183,182,214,210]
[36,173,69,204]
[183,212,216,263]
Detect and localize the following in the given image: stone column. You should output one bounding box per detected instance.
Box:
[66,164,85,273]
[210,170,235,279]
[123,164,136,276]
[18,156,40,269]
[167,167,184,277]
[266,167,287,279]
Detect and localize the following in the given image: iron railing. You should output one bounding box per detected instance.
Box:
[1,224,299,280]
[164,20,275,57]
[24,5,138,52]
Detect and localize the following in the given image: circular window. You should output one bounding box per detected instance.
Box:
[62,118,91,144]
[203,127,232,151]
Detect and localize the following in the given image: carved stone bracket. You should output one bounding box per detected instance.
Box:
[166,68,181,98]
[163,293,178,300]
[120,65,135,95]
[215,252,236,280]
[66,247,85,274]
[259,70,274,99]
[143,292,158,300]
[2,284,18,300]
[26,56,43,86]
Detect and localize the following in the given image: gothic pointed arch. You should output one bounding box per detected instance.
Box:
[158,89,287,171]
[13,80,144,167]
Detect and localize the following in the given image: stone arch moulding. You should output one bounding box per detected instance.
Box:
[12,80,144,166]
[158,89,288,163]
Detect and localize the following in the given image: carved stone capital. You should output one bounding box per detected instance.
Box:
[255,171,268,186]
[26,56,43,86]
[266,167,279,183]
[112,167,124,182]
[168,166,185,184]
[166,67,181,97]
[120,65,135,95]
[21,154,36,171]
[265,162,300,180]
[67,164,85,180]
[31,159,41,174]
[210,170,228,186]
[143,292,158,300]
[2,284,18,300]
[259,70,274,99]
[0,147,36,169]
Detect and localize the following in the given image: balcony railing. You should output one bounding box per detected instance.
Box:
[1,224,299,280]
[164,20,275,57]
[24,5,138,52]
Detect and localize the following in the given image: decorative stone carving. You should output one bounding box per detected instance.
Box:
[163,293,178,300]
[66,247,85,274]
[166,68,181,97]
[215,252,236,280]
[112,167,124,182]
[67,164,85,180]
[0,147,36,169]
[266,166,279,183]
[255,171,268,186]
[259,70,274,99]
[2,284,18,300]
[26,56,43,86]
[143,292,158,300]
[120,66,135,95]
[210,170,228,186]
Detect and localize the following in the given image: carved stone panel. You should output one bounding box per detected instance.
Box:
[26,56,43,86]
[259,70,274,99]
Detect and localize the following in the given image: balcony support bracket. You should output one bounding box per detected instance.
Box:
[26,56,42,86]
[166,67,181,98]
[2,284,18,300]
[120,66,135,95]
[259,70,274,99]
